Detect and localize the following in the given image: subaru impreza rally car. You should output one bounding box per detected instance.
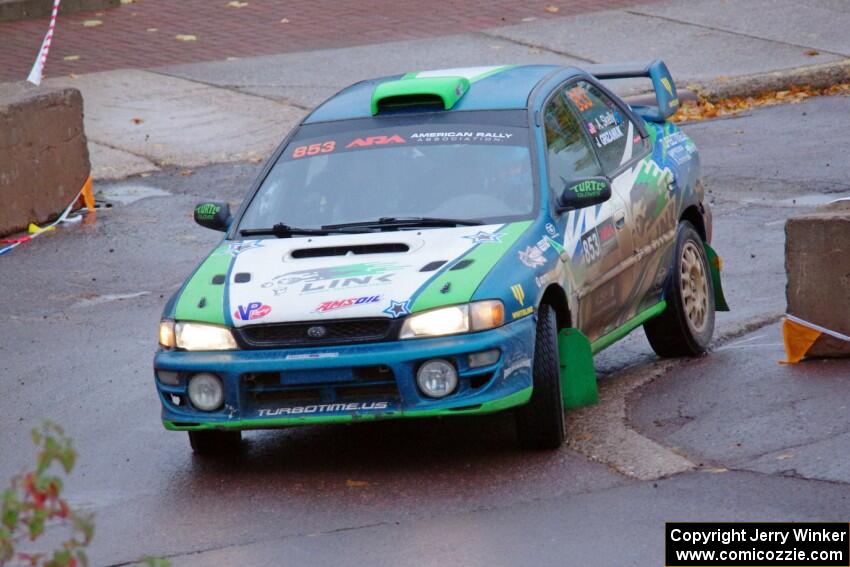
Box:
[155,60,728,454]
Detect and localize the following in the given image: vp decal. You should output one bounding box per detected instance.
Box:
[234,302,271,321]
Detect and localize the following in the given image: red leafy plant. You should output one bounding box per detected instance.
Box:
[0,422,93,567]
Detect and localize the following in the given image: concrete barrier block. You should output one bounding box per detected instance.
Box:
[785,200,850,358]
[0,82,90,237]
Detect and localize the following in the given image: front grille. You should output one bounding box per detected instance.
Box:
[237,317,393,348]
[242,365,399,406]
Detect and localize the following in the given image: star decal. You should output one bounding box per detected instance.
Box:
[463,231,503,244]
[228,240,263,256]
[383,299,411,318]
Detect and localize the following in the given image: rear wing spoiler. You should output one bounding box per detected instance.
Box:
[583,59,679,123]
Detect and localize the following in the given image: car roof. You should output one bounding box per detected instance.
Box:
[304,64,579,124]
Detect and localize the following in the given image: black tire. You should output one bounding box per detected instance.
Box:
[515,303,566,450]
[188,430,242,456]
[644,221,715,357]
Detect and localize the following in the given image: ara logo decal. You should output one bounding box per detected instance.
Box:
[315,295,382,313]
[234,302,271,321]
[345,135,405,149]
[511,284,525,306]
[463,230,503,244]
[383,299,411,318]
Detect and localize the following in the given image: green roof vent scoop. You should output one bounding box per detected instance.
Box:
[371,76,470,115]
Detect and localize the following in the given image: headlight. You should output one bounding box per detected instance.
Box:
[174,322,237,351]
[399,300,504,339]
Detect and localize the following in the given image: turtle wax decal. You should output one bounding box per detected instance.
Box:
[261,262,406,296]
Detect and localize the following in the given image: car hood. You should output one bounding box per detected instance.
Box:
[170,222,533,327]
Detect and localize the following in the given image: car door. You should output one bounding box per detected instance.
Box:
[542,85,635,342]
[563,79,670,328]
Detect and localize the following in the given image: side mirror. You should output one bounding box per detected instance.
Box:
[194,201,231,231]
[557,177,612,213]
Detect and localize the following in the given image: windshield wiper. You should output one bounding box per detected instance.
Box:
[322,217,484,230]
[239,223,372,238]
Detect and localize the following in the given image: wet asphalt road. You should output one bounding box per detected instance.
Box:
[1,96,849,566]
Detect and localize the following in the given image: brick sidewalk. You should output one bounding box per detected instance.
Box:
[0,0,655,83]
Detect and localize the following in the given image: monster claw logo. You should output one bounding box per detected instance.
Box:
[511,284,525,306]
[660,76,674,96]
[234,302,271,321]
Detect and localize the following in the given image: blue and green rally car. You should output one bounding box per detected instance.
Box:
[155,60,728,454]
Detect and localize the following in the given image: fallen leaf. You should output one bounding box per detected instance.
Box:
[175,34,198,42]
[346,479,368,488]
[120,0,135,4]
[776,453,794,460]
[280,18,290,24]
[544,5,559,13]
[521,16,537,22]
[227,0,249,6]
[179,169,194,177]
[703,467,729,474]
[804,49,820,57]
[68,73,78,79]
[131,117,144,125]
[147,28,158,32]
[83,19,103,27]
[63,55,80,61]
[226,56,239,60]
[95,11,104,16]
[140,172,152,178]
[248,156,263,164]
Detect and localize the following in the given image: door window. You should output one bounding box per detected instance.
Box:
[565,81,648,174]
[543,90,603,196]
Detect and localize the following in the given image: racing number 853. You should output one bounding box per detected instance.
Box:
[292,141,336,159]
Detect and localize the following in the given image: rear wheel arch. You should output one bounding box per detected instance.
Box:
[680,204,706,241]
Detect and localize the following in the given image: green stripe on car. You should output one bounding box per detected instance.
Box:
[411,221,532,313]
[174,245,233,324]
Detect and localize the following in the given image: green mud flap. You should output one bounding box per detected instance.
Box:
[558,328,599,409]
[703,242,730,312]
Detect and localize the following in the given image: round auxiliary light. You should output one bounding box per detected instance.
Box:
[416,359,458,399]
[187,373,224,411]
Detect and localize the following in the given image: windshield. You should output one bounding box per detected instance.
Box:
[237,122,535,232]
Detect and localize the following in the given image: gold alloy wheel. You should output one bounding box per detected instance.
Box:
[680,241,709,333]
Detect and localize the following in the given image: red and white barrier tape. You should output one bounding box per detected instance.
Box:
[27,0,62,86]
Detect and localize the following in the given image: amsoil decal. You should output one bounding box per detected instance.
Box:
[234,302,272,321]
[257,401,390,417]
[315,295,381,313]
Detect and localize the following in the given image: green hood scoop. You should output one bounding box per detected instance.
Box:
[371,76,470,115]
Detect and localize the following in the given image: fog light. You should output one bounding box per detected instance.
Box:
[157,370,180,386]
[468,349,500,368]
[187,373,224,411]
[416,359,458,398]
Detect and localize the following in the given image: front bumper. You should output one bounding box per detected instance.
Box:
[154,315,536,431]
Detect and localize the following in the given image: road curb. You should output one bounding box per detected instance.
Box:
[686,59,850,102]
[567,312,783,481]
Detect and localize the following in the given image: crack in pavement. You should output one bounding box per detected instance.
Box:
[475,30,596,63]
